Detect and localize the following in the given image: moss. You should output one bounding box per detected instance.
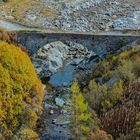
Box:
[0,41,43,138]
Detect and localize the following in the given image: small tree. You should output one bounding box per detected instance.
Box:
[70,81,97,140]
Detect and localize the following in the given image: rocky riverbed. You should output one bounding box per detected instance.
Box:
[32,40,98,140]
[0,0,140,32]
[39,86,72,140]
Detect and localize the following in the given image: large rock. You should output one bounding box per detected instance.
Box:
[55,97,65,107]
[32,41,69,77]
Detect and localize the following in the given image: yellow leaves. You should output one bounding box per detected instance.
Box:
[77,98,88,112]
[11,118,18,128]
[0,41,43,138]
[46,82,53,93]
[110,80,124,102]
[24,108,38,128]
[13,106,23,115]
[71,81,80,94]
[81,125,90,133]
[71,81,92,138]
[0,108,4,119]
[78,113,91,122]
[88,80,98,91]
[18,128,39,140]
[90,130,113,140]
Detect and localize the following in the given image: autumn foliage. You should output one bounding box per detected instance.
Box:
[88,130,113,140]
[0,41,43,139]
[0,28,15,43]
[83,45,140,139]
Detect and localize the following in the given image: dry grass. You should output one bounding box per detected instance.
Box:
[0,28,14,43]
[4,0,57,19]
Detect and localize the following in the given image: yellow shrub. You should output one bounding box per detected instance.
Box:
[0,41,43,138]
[17,128,39,140]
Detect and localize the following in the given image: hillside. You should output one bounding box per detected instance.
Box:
[0,0,140,32]
[83,45,140,139]
[0,30,44,139]
[101,79,140,139]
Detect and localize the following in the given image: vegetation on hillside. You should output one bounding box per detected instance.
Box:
[70,81,99,140]
[70,81,113,140]
[79,45,140,139]
[0,40,43,139]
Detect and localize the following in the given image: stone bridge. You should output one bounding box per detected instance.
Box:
[15,31,140,55]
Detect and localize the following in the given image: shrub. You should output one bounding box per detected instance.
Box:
[89,130,113,140]
[84,80,124,115]
[16,128,39,140]
[0,29,14,43]
[0,41,43,139]
[118,37,125,48]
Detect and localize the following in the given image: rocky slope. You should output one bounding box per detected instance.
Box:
[0,0,140,32]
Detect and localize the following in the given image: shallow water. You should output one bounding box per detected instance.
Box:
[49,65,75,87]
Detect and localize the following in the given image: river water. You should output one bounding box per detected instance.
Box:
[0,20,39,31]
[49,65,75,87]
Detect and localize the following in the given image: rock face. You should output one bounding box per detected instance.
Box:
[55,97,65,107]
[32,41,95,78]
[32,41,69,76]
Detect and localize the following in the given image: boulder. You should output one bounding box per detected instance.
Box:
[55,97,65,107]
